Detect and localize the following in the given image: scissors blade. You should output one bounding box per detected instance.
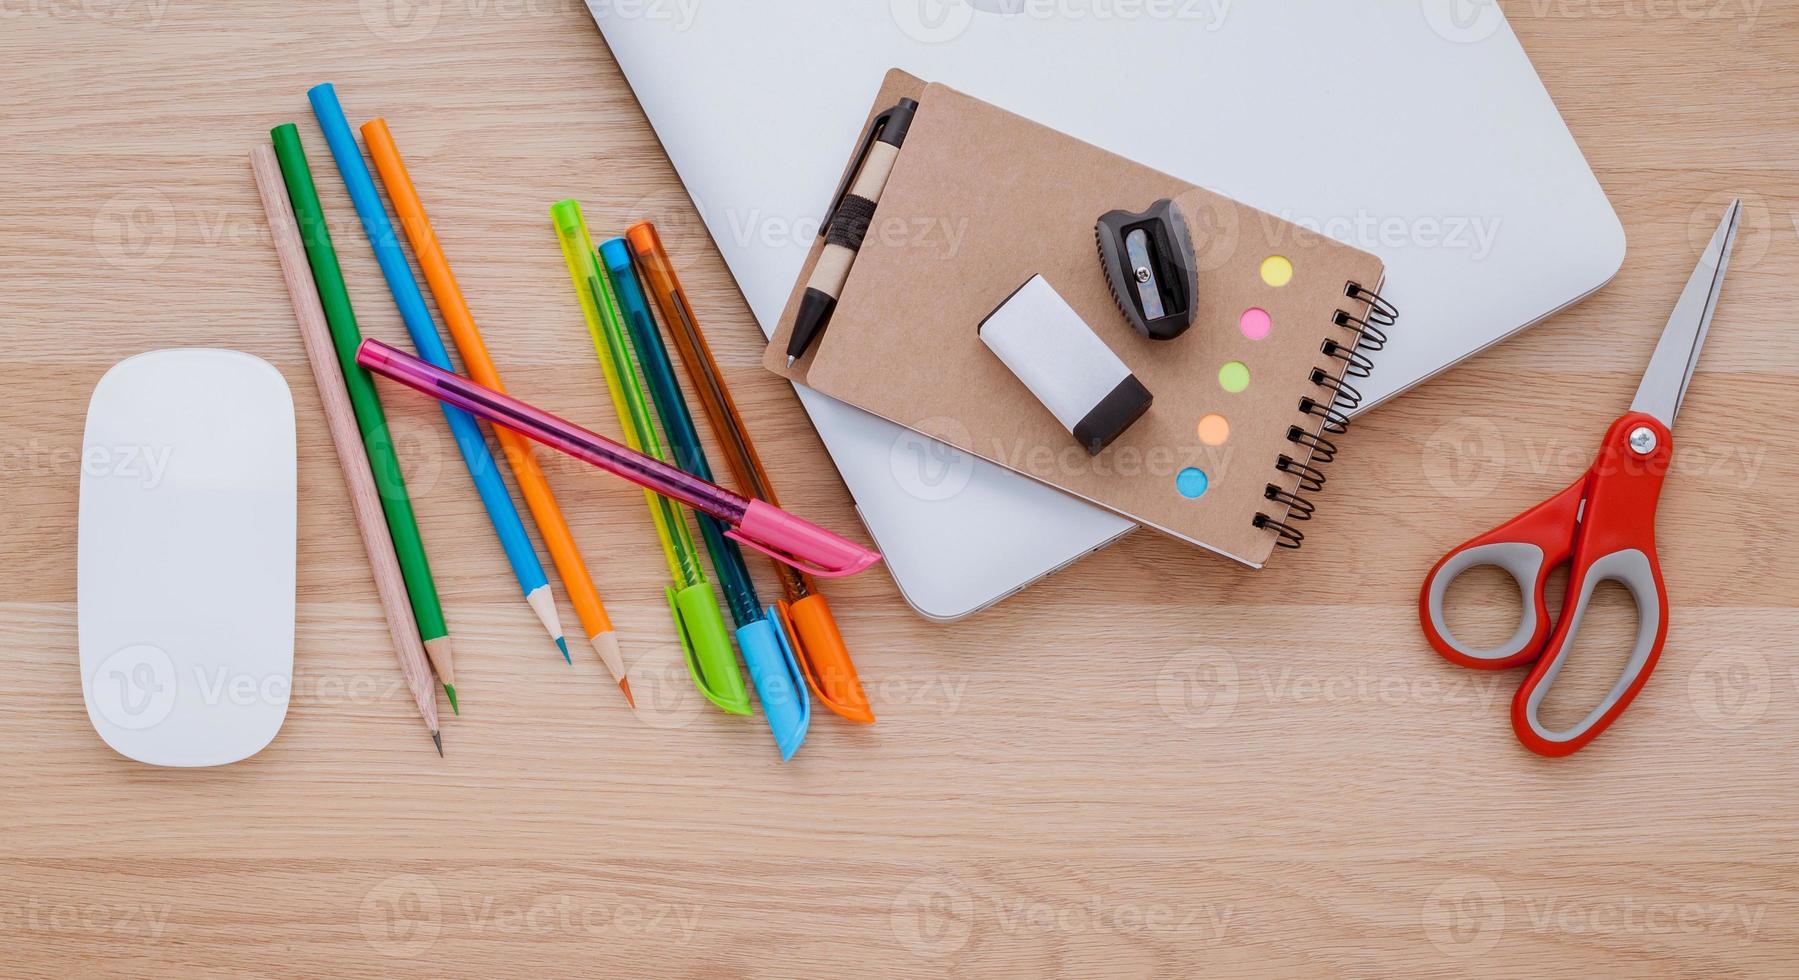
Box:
[1630,199,1740,428]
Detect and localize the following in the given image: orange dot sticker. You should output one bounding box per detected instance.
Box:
[1260,255,1294,288]
[1197,414,1230,446]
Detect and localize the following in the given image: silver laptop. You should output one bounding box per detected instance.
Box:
[589,1,1624,619]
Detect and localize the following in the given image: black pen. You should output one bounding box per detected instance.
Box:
[786,97,919,366]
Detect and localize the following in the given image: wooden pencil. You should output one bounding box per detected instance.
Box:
[269,124,458,713]
[251,144,442,755]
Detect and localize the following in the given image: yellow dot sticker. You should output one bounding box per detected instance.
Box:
[1219,362,1250,393]
[1197,414,1231,445]
[1260,255,1294,288]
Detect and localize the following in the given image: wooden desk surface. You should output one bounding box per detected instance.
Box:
[3,3,1796,976]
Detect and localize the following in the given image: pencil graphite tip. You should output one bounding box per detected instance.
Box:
[556,636,571,663]
[619,677,636,709]
[445,683,459,716]
[432,730,443,756]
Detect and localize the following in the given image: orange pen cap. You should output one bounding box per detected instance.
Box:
[778,593,873,724]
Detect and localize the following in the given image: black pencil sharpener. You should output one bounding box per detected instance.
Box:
[1096,199,1200,341]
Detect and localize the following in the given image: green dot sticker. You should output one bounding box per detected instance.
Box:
[1219,361,1250,393]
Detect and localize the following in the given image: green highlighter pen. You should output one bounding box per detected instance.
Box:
[601,236,810,760]
[551,201,749,717]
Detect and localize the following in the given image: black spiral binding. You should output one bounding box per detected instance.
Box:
[1254,281,1398,550]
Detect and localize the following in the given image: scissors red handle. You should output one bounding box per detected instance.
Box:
[1420,413,1674,756]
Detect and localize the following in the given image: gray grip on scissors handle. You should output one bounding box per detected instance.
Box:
[1425,543,1546,663]
[1518,549,1662,747]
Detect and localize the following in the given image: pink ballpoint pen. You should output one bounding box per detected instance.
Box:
[356,339,882,578]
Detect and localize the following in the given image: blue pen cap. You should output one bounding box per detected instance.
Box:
[737,611,810,761]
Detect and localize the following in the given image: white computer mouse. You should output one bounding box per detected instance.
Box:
[77,349,296,766]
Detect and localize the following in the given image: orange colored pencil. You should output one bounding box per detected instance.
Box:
[360,118,632,707]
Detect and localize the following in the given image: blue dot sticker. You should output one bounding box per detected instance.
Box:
[1176,467,1209,499]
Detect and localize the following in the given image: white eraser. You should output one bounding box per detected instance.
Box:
[979,275,1152,453]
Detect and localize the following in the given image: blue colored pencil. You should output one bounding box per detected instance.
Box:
[309,83,567,664]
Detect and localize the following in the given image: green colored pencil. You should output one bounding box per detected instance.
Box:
[270,123,458,713]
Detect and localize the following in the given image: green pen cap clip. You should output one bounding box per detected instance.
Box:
[667,581,750,715]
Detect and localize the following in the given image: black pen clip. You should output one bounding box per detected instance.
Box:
[821,99,918,237]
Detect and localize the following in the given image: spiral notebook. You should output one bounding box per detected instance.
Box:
[765,71,1395,568]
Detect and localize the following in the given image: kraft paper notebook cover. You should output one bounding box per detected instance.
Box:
[766,70,1393,568]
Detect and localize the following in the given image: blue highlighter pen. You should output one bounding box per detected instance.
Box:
[599,237,810,760]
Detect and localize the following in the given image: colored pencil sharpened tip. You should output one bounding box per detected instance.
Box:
[556,636,571,663]
[432,730,443,756]
[444,684,459,715]
[589,632,632,706]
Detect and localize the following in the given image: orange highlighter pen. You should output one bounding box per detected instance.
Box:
[625,221,873,723]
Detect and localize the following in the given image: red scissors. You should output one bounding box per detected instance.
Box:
[1420,201,1740,757]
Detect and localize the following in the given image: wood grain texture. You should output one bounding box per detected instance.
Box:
[2,2,1796,976]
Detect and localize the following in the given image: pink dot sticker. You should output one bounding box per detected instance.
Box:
[1240,307,1272,340]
